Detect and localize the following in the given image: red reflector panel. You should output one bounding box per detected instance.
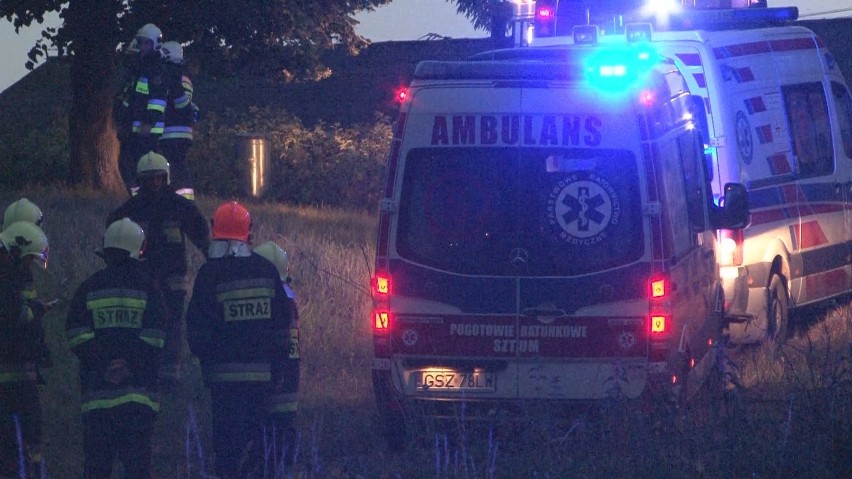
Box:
[650,315,666,333]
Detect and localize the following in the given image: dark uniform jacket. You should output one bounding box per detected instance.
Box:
[0,253,45,383]
[186,250,292,390]
[107,190,210,284]
[65,257,166,413]
[116,53,167,138]
[161,63,195,142]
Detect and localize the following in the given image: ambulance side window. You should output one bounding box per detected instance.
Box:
[656,136,695,255]
[831,82,852,159]
[782,82,833,177]
[678,130,712,233]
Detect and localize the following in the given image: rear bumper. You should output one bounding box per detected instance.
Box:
[372,357,650,404]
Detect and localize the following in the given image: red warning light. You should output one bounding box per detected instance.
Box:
[537,7,554,18]
[394,88,408,103]
[639,90,656,107]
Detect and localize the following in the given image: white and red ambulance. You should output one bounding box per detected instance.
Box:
[517,1,852,344]
[370,19,749,442]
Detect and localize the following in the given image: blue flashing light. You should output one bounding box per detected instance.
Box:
[583,44,659,94]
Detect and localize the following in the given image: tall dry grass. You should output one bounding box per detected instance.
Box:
[2,187,851,478]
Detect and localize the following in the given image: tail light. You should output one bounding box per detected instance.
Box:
[373,273,391,296]
[648,276,672,363]
[372,272,391,335]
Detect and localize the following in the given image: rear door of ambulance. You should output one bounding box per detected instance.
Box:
[385,63,524,403]
[384,59,652,403]
[514,70,651,400]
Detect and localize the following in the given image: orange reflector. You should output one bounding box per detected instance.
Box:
[651,315,666,333]
[374,311,389,330]
[650,278,666,298]
[375,275,390,295]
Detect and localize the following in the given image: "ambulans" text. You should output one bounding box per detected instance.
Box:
[431,114,602,146]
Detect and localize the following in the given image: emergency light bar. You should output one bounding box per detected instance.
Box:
[573,25,598,45]
[660,6,798,30]
[625,23,652,43]
[522,1,798,41]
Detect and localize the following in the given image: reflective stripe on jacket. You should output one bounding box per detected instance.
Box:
[81,386,160,413]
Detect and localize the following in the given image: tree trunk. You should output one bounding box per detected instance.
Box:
[66,0,124,193]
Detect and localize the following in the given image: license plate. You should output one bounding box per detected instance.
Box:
[415,369,496,393]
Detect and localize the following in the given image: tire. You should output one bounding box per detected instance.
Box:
[766,274,790,343]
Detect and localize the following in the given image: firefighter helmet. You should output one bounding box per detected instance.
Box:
[0,221,49,267]
[136,151,170,184]
[254,241,289,279]
[161,41,184,64]
[211,201,252,242]
[135,23,162,48]
[2,198,43,230]
[103,218,145,259]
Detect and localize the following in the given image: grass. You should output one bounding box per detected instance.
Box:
[3,186,851,478]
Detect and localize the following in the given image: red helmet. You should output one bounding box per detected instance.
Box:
[211,201,251,242]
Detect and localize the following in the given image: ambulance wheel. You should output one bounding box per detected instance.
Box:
[766,274,789,343]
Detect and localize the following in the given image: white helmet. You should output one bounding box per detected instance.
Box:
[103,218,145,259]
[161,41,184,64]
[254,241,289,280]
[2,198,43,230]
[136,151,171,184]
[136,23,162,46]
[0,221,49,268]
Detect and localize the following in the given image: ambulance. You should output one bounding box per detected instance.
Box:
[514,1,852,345]
[369,7,750,442]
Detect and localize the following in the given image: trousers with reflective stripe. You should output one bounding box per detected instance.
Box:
[207,362,272,382]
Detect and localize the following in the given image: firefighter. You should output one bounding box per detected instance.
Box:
[0,221,49,478]
[107,152,210,382]
[253,241,300,461]
[1,198,54,321]
[65,218,166,479]
[186,202,294,478]
[158,41,198,200]
[116,23,167,195]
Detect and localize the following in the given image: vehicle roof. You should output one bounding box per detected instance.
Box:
[529,25,818,49]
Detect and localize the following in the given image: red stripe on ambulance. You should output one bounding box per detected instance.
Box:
[792,220,829,249]
[805,269,847,299]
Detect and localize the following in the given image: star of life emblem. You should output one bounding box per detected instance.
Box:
[546,172,620,245]
[402,329,418,347]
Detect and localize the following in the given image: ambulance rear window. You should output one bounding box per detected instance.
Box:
[397,147,644,276]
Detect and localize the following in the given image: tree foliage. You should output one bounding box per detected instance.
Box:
[448,0,514,34]
[0,0,391,191]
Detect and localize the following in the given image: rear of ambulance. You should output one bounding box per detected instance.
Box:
[371,47,677,439]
